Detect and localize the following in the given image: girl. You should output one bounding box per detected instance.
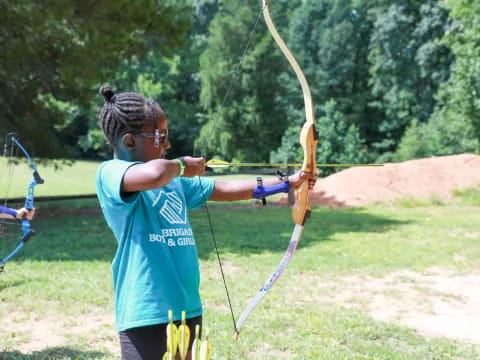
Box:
[96,85,315,360]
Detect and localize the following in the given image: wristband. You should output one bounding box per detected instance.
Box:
[175,158,185,176]
[252,181,291,199]
[0,205,17,218]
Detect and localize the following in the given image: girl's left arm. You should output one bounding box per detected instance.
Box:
[209,171,316,202]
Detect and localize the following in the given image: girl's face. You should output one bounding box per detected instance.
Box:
[135,111,171,162]
[118,110,171,162]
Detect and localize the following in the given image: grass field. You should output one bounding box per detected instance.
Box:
[1,160,480,359]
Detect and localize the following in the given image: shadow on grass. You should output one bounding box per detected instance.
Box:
[1,203,407,263]
[0,347,108,360]
[192,205,407,260]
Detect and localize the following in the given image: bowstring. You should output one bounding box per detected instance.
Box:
[1,136,17,216]
[0,135,20,271]
[197,3,268,335]
[0,135,15,207]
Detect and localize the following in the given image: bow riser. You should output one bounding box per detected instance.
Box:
[25,180,38,210]
[293,122,318,225]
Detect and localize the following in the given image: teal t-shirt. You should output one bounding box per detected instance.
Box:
[96,159,215,331]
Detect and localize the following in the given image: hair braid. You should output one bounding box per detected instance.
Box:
[98,85,161,147]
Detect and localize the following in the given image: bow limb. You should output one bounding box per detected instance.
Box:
[262,0,317,226]
[235,1,318,337]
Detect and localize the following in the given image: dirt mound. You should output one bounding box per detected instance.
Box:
[282,154,480,207]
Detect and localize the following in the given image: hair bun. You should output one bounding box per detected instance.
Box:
[99,85,114,102]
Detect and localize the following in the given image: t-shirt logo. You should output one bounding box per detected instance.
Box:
[152,191,187,224]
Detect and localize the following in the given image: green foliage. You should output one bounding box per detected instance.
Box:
[0,0,190,158]
[286,0,379,140]
[269,126,300,165]
[368,1,452,158]
[394,120,431,160]
[2,0,474,166]
[197,0,292,162]
[315,100,369,167]
[394,0,480,160]
[272,100,368,174]
[440,0,480,141]
[394,115,479,161]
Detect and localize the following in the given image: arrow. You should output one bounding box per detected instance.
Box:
[206,159,383,168]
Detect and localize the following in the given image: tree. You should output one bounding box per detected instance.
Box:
[271,100,368,175]
[0,0,189,157]
[197,0,297,162]
[395,0,480,160]
[367,1,452,160]
[271,0,376,166]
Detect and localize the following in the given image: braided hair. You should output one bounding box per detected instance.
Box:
[98,85,162,147]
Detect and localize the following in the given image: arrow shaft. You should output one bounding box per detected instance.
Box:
[206,161,383,168]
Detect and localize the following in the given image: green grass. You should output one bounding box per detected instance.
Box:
[453,186,480,205]
[1,187,480,359]
[0,159,101,197]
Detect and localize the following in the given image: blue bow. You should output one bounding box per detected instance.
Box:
[0,133,44,272]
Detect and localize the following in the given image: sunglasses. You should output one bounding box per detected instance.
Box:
[135,129,169,148]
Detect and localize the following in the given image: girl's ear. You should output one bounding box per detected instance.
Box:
[122,133,136,149]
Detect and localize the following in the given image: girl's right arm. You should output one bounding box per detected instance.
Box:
[122,157,206,192]
[0,205,17,219]
[0,206,35,220]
